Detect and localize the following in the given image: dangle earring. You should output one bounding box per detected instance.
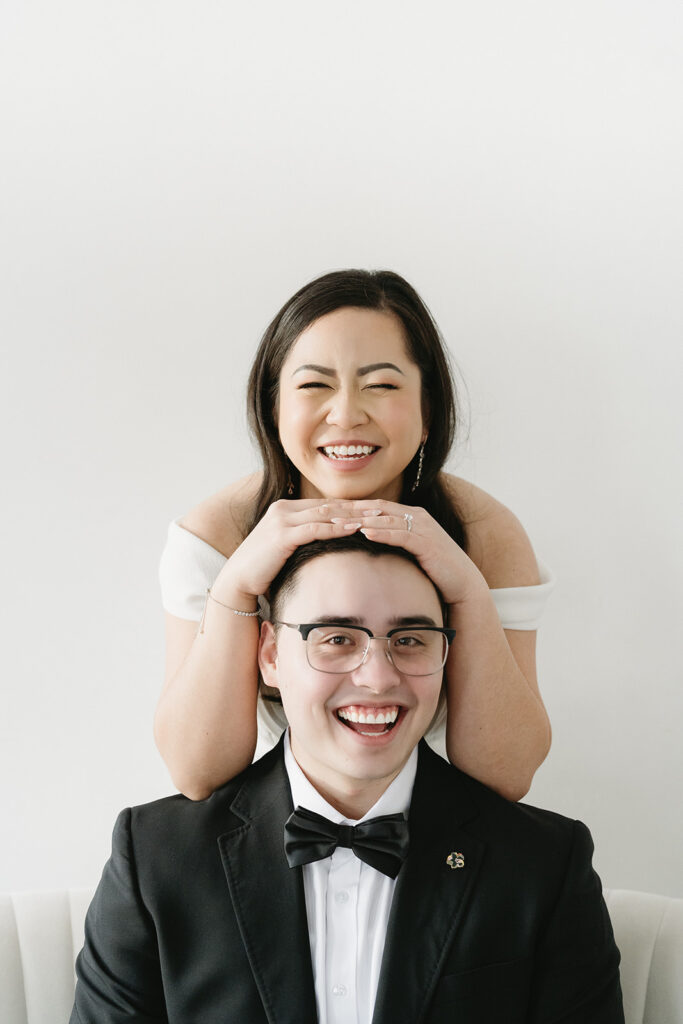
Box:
[286,458,296,496]
[411,440,425,493]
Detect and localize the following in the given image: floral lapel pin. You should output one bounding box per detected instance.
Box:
[446,851,465,870]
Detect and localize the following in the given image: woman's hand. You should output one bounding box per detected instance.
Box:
[216,498,368,604]
[327,498,488,606]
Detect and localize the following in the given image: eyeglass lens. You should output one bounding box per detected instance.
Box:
[306,626,447,675]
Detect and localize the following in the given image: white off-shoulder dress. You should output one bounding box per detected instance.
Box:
[159,519,555,760]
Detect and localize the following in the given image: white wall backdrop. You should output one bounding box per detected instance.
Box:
[1,1,681,898]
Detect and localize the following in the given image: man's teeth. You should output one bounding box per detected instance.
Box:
[337,707,399,725]
[323,444,377,458]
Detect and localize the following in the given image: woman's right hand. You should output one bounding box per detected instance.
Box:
[213,498,365,606]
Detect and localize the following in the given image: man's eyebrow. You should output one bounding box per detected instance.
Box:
[305,615,440,628]
[389,615,440,628]
[308,615,365,626]
[290,362,405,378]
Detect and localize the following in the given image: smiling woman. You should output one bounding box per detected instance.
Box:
[276,308,425,502]
[155,269,554,802]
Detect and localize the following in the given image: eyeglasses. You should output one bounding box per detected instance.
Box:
[273,621,456,676]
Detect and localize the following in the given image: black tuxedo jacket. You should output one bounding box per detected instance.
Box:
[71,740,623,1023]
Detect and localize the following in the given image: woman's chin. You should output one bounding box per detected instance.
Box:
[304,480,387,502]
[299,464,404,503]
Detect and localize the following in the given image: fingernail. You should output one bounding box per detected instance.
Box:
[330,517,344,523]
[343,522,362,530]
[362,509,383,516]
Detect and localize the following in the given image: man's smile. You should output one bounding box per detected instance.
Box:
[335,704,405,737]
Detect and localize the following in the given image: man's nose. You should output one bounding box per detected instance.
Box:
[352,639,401,692]
[325,387,370,429]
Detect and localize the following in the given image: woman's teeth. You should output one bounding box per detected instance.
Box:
[337,707,399,725]
[322,444,377,459]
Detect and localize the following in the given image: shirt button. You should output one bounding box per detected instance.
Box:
[332,984,348,997]
[335,890,350,904]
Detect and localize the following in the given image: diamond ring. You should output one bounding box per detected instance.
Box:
[404,513,413,533]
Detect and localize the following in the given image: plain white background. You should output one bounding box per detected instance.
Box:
[1,1,681,898]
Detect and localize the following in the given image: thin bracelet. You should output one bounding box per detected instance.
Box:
[199,588,260,634]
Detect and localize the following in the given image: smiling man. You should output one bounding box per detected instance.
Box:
[261,540,449,824]
[72,536,623,1024]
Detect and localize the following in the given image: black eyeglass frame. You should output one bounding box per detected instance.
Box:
[272,620,456,676]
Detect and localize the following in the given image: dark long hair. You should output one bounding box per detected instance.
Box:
[246,269,466,550]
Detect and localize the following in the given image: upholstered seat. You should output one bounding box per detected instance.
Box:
[603,889,683,1024]
[1,887,681,1023]
[0,889,91,1024]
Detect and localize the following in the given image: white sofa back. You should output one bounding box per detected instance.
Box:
[0,890,91,1024]
[1,887,681,1023]
[603,889,683,1024]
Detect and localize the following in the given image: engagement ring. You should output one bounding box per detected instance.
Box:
[404,513,413,533]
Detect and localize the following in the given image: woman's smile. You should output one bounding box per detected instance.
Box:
[320,442,380,459]
[317,440,382,473]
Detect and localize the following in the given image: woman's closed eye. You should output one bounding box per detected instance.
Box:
[297,381,398,392]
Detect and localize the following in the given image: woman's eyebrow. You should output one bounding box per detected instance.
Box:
[292,363,336,377]
[358,362,405,376]
[291,362,405,377]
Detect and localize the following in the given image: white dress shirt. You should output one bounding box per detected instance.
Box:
[284,731,417,1024]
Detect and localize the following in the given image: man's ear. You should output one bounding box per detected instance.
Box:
[258,620,280,691]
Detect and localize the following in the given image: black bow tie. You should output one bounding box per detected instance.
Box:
[284,806,409,879]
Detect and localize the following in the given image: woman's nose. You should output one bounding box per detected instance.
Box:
[325,388,369,429]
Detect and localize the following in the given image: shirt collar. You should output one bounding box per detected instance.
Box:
[283,729,417,825]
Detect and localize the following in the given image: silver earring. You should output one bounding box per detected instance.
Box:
[411,441,425,493]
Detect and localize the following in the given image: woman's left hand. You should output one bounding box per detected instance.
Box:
[328,499,486,606]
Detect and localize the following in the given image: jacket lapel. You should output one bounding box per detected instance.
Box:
[372,743,485,1024]
[217,742,318,1024]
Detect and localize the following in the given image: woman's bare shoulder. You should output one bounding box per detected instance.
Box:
[441,474,540,588]
[178,473,263,559]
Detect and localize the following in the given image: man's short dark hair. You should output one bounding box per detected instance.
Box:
[268,533,447,623]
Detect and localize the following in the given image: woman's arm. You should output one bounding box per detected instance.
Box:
[154,483,362,799]
[154,482,262,799]
[442,479,551,800]
[349,478,551,800]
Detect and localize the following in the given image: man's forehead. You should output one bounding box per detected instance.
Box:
[281,550,442,621]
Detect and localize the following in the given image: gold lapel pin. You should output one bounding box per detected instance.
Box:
[446,851,465,870]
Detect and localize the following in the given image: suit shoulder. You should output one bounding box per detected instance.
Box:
[127,742,282,837]
[126,775,246,839]
[452,768,596,899]
[423,744,581,849]
[472,767,580,838]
